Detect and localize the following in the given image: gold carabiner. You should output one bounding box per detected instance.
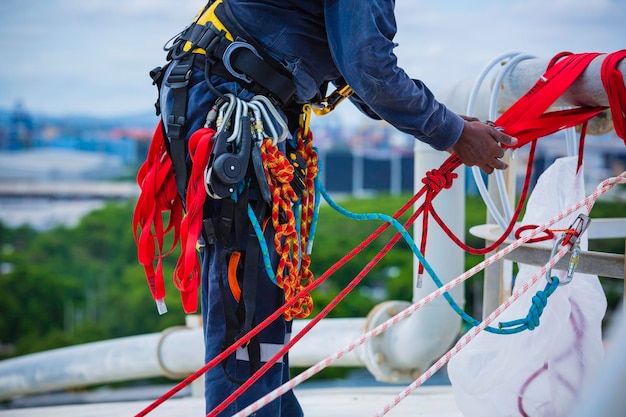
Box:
[299,103,312,138]
[311,84,354,116]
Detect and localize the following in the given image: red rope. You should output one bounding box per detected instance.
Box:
[134,156,456,417]
[426,140,537,256]
[576,121,588,173]
[205,155,462,417]
[137,50,626,416]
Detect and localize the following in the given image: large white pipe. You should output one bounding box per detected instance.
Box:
[0,330,203,400]
[358,144,465,383]
[0,318,366,400]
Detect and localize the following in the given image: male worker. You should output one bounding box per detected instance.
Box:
[153,0,516,416]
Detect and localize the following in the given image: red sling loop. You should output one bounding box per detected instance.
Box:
[133,122,216,314]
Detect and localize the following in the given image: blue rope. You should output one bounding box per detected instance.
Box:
[498,277,560,332]
[247,203,277,286]
[307,175,322,255]
[315,178,556,335]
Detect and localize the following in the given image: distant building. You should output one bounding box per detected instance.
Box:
[4,101,34,150]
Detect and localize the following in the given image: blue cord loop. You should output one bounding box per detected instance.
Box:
[499,277,560,332]
[247,204,277,285]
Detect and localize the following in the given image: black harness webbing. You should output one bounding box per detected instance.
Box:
[163,59,194,200]
[218,192,267,384]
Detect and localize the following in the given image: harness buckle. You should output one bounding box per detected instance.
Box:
[165,60,193,89]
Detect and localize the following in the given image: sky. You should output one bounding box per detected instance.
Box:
[0,0,624,118]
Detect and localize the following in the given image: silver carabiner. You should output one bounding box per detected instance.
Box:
[545,234,567,285]
[545,213,591,286]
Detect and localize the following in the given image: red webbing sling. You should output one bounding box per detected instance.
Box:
[134,123,216,314]
[497,52,606,148]
[174,127,216,313]
[133,121,183,314]
[417,51,626,278]
[601,49,626,142]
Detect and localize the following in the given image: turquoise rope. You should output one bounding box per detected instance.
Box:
[294,202,302,271]
[247,204,277,286]
[498,277,560,332]
[307,180,321,254]
[315,177,553,335]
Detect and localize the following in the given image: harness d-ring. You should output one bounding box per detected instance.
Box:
[223,41,263,84]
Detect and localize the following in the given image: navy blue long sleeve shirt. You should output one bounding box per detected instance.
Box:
[228,0,464,150]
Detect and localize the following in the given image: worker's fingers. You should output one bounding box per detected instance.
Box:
[491,156,508,170]
[492,129,518,148]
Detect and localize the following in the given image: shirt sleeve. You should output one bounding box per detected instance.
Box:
[324,0,464,151]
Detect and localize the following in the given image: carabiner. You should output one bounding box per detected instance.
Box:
[299,103,312,139]
[545,234,566,285]
[562,213,591,247]
[545,213,591,286]
[311,84,354,116]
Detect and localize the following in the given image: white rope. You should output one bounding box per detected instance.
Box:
[230,172,625,417]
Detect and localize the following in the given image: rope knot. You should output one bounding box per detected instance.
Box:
[526,291,548,330]
[498,277,559,333]
[422,168,458,193]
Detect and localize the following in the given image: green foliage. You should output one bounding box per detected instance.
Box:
[0,202,186,357]
[0,192,624,359]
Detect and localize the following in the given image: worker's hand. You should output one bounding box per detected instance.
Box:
[449,119,517,174]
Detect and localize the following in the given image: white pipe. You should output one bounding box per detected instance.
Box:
[406,143,465,369]
[358,143,465,383]
[0,318,366,400]
[290,318,365,368]
[0,320,205,400]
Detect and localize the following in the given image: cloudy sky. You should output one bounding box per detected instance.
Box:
[0,0,624,118]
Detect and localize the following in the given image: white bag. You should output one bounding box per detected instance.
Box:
[448,157,607,417]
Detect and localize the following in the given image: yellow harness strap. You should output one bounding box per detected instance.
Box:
[183,0,234,54]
